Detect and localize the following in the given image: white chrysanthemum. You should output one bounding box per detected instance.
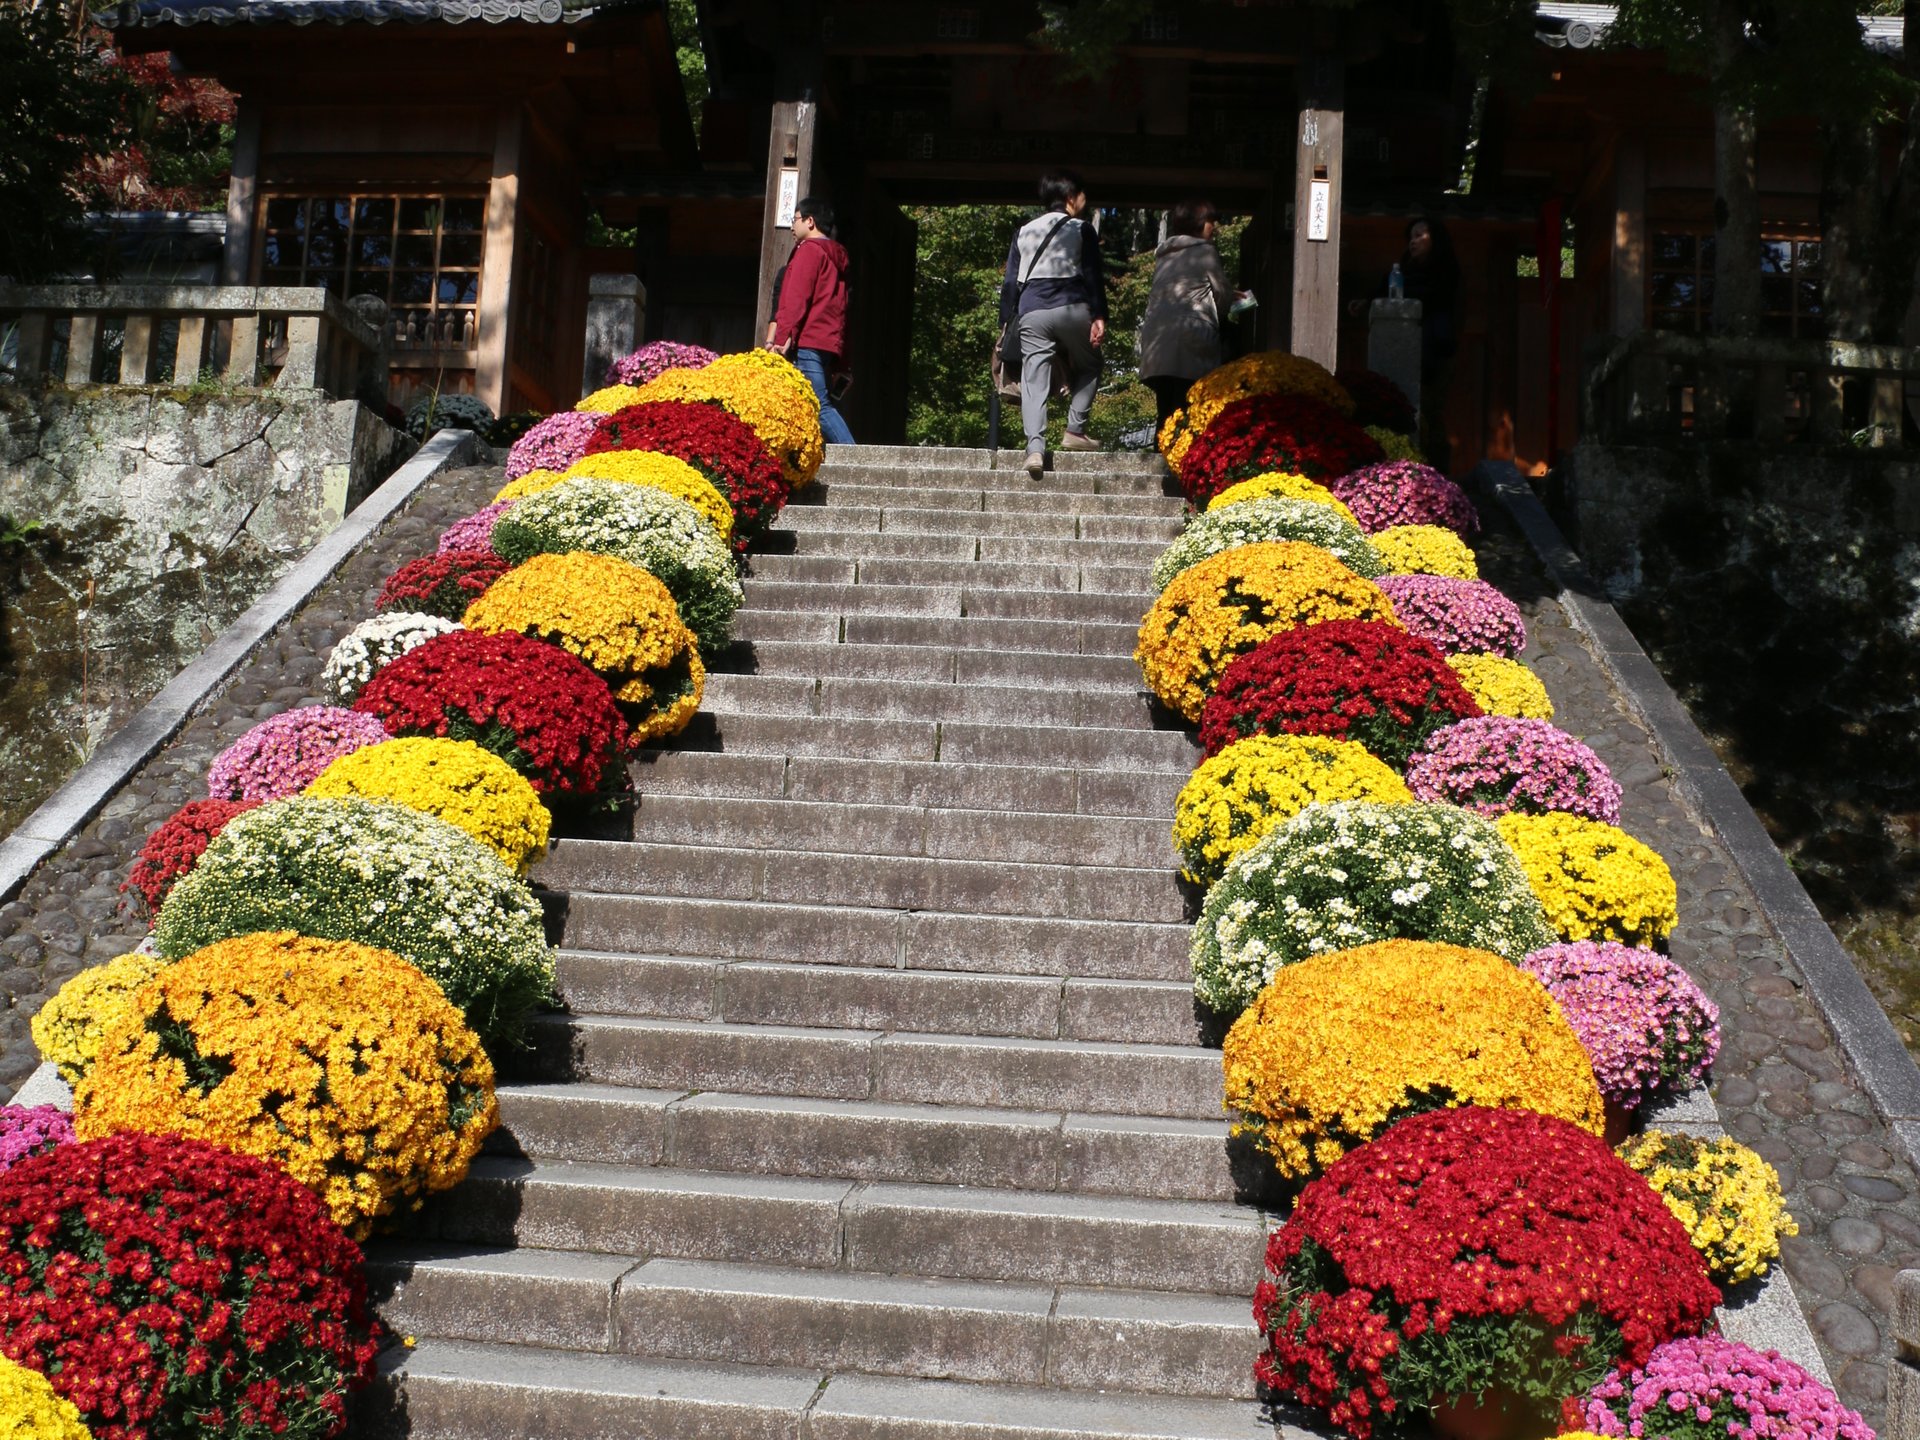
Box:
[323,611,461,704]
[1153,498,1384,591]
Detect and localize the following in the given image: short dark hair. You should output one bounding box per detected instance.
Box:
[1168,198,1218,238]
[796,196,835,230]
[1038,169,1084,209]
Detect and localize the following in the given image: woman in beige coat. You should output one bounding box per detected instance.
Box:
[1139,199,1239,429]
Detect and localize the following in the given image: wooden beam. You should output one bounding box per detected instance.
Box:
[475,104,525,414]
[1290,53,1345,368]
[222,101,262,286]
[753,100,817,343]
[1611,137,1647,338]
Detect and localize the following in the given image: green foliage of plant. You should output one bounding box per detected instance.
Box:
[0,3,125,283]
[666,0,707,133]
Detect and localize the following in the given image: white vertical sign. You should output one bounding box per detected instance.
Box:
[1308,179,1332,242]
[776,168,800,227]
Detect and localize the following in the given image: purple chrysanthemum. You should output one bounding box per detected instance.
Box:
[606,340,720,388]
[0,1105,75,1173]
[503,411,601,481]
[1329,460,1480,537]
[1376,574,1526,657]
[206,706,390,803]
[1524,941,1720,1109]
[1407,715,1621,822]
[1583,1336,1871,1440]
[437,500,518,555]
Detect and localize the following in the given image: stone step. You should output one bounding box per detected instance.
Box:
[550,952,1200,1046]
[628,750,1186,818]
[702,673,1161,730]
[427,1158,1268,1293]
[489,1083,1229,1197]
[544,839,1180,923]
[746,554,1155,596]
[776,529,1168,567]
[370,1250,1256,1399]
[713,639,1148,690]
[737,580,1150,627]
[368,1339,1276,1440]
[810,481,1184,518]
[526,1015,1222,1120]
[839,612,1141,657]
[667,712,1200,773]
[619,794,1170,867]
[558,894,1190,981]
[773,505,1181,543]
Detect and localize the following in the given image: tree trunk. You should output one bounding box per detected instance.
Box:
[1709,0,1760,339]
[1871,1,1920,343]
[1823,118,1880,343]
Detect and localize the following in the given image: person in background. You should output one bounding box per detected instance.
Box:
[1351,215,1460,470]
[1000,167,1107,479]
[769,196,855,445]
[1138,198,1242,431]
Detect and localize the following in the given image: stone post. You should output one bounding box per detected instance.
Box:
[582,274,644,398]
[346,295,393,411]
[1890,1269,1920,1440]
[1367,298,1423,417]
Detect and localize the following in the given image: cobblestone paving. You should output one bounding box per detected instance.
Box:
[0,465,503,1095]
[1478,504,1917,1424]
[1,462,1913,1427]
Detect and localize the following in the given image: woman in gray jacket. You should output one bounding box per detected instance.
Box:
[1139,200,1238,429]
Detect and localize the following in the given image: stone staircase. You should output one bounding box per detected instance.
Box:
[366,445,1280,1439]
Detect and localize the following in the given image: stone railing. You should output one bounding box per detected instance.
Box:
[0,284,389,405]
[1584,331,1920,447]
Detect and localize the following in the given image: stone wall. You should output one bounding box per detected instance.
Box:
[0,385,411,833]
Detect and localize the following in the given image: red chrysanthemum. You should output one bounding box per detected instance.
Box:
[375,549,513,621]
[1198,618,1482,765]
[1257,1107,1719,1440]
[583,400,787,551]
[1178,393,1386,505]
[1336,366,1418,435]
[354,628,630,802]
[0,1131,381,1440]
[121,797,260,917]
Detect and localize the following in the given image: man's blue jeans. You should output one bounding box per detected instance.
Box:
[795,348,856,445]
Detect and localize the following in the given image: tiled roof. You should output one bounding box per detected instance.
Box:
[1536,2,1903,53]
[98,0,644,29]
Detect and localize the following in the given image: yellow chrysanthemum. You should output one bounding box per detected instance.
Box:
[306,737,552,873]
[1206,472,1360,527]
[30,947,169,1086]
[1618,1130,1798,1284]
[636,350,825,488]
[74,932,497,1239]
[494,468,567,503]
[1158,407,1197,477]
[1135,541,1400,722]
[1172,735,1412,887]
[0,1354,92,1440]
[1447,653,1554,719]
[575,383,649,414]
[1223,939,1604,1179]
[559,451,735,546]
[1497,811,1679,945]
[464,552,704,743]
[1182,352,1356,438]
[1373,523,1479,580]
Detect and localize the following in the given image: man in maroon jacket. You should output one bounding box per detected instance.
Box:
[769,197,855,445]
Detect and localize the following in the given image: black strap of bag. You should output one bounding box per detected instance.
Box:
[999,214,1074,369]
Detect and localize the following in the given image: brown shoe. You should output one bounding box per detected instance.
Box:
[1024,450,1046,478]
[1060,431,1101,452]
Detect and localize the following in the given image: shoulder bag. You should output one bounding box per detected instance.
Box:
[993,214,1073,400]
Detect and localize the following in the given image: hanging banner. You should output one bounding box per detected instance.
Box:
[776,168,800,227]
[1308,178,1332,242]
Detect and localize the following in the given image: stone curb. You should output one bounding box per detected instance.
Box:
[0,427,483,909]
[1487,468,1920,1164]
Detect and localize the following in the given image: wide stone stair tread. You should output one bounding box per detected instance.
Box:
[486,1083,1234,1198]
[547,952,1200,1045]
[628,751,1187,818]
[367,1248,1257,1398]
[426,1158,1268,1293]
[372,449,1278,1433]
[374,1338,1290,1440]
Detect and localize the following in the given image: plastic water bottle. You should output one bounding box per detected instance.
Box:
[1388,263,1404,299]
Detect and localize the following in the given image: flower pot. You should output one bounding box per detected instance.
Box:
[1429,1389,1548,1440]
[1602,1097,1636,1148]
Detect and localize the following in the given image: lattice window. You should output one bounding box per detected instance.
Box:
[259,192,485,352]
[1650,230,1824,338]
